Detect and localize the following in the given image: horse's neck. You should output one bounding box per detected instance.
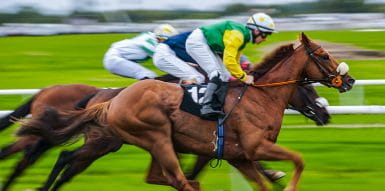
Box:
[256,48,307,107]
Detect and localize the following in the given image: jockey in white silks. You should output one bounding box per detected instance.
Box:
[103,24,178,80]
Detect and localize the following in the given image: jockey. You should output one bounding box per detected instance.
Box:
[103,24,179,80]
[153,31,205,84]
[153,32,252,84]
[185,12,276,118]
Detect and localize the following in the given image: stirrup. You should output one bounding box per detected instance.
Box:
[200,107,225,120]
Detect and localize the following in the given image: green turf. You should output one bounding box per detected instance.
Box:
[0,30,385,190]
[1,127,385,191]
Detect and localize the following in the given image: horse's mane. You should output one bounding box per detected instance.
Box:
[250,43,295,77]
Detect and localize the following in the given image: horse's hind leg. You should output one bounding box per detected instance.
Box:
[0,137,38,160]
[146,157,169,185]
[228,159,268,191]
[37,150,77,191]
[251,140,304,191]
[1,139,52,191]
[149,137,199,191]
[49,139,123,191]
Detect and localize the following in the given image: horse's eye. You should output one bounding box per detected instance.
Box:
[322,55,329,60]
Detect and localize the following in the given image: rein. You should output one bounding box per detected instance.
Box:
[249,43,342,88]
[250,78,329,88]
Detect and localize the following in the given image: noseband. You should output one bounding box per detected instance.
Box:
[304,45,343,88]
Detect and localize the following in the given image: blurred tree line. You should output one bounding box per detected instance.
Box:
[0,0,384,24]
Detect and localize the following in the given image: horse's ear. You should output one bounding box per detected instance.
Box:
[300,32,310,45]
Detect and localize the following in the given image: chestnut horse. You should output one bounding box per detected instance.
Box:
[0,76,177,191]
[18,33,354,191]
[25,83,328,191]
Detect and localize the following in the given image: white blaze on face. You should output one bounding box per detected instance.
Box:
[337,62,349,75]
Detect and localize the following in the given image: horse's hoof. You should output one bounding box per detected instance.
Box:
[264,169,286,181]
[146,178,169,185]
[188,180,200,190]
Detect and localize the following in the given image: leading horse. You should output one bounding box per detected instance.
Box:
[17,33,353,191]
[30,82,328,191]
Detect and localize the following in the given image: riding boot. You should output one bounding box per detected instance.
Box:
[200,76,228,119]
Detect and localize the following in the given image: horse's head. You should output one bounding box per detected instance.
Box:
[289,84,330,125]
[300,33,355,93]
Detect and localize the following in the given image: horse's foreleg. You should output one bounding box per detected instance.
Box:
[1,139,51,191]
[251,140,304,191]
[228,159,268,191]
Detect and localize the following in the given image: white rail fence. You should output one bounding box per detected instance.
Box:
[0,80,384,117]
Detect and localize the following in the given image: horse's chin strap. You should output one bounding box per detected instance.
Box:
[305,45,344,88]
[209,84,248,168]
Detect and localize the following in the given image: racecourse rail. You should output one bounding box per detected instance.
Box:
[0,79,385,117]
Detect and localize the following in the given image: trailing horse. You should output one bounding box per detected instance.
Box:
[0,84,98,191]
[0,76,177,191]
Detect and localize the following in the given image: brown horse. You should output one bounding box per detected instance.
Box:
[27,83,327,191]
[0,75,178,191]
[19,33,354,191]
[0,84,98,191]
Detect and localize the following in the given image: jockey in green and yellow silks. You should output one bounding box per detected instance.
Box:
[185,12,276,119]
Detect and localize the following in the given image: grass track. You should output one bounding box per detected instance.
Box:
[0,30,385,190]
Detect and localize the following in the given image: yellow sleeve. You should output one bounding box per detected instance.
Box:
[223,30,247,81]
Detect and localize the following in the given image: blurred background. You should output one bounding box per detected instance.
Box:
[0,0,385,35]
[0,0,385,191]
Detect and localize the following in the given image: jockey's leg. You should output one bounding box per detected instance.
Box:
[153,43,205,84]
[186,29,230,118]
[103,49,157,80]
[200,72,229,118]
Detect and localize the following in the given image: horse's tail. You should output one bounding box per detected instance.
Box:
[0,96,35,131]
[16,102,110,145]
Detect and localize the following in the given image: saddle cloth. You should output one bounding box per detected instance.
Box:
[180,84,216,120]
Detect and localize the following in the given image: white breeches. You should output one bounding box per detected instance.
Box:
[185,29,230,81]
[103,48,157,80]
[153,44,205,84]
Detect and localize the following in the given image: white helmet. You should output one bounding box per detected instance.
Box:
[246,13,276,33]
[153,24,179,40]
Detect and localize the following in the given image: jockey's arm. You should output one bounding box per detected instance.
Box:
[223,30,247,82]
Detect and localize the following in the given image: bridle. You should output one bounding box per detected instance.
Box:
[250,43,343,88]
[304,45,343,88]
